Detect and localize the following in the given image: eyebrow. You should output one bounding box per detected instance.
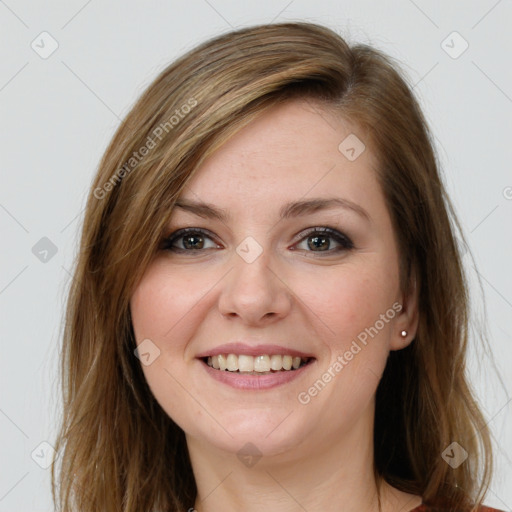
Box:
[174,197,371,223]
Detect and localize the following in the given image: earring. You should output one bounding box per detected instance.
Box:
[401,330,407,337]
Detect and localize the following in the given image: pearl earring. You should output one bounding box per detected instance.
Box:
[401,330,408,337]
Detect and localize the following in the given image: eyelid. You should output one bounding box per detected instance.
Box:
[160,227,222,251]
[291,226,354,251]
[161,225,354,254]
[293,225,349,242]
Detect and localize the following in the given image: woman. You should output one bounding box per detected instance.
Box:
[52,22,504,512]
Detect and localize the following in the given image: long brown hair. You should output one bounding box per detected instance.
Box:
[52,21,496,511]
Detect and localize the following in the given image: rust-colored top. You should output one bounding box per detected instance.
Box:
[411,506,503,511]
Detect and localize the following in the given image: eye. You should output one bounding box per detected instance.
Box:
[292,227,354,254]
[161,228,221,253]
[160,226,354,255]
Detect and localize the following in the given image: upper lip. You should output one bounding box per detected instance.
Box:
[196,342,315,359]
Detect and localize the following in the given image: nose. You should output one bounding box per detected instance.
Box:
[217,248,293,326]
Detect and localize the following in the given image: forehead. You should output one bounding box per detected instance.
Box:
[179,99,382,217]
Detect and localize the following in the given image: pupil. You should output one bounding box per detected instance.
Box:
[184,235,203,249]
[308,235,329,251]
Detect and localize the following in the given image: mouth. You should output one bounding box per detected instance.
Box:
[197,347,317,390]
[202,354,314,374]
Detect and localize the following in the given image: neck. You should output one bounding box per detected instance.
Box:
[186,400,421,512]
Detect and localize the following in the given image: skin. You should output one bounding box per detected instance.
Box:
[130,98,422,511]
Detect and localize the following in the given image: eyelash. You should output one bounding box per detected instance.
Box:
[160,226,354,256]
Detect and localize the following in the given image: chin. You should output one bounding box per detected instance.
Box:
[188,410,314,460]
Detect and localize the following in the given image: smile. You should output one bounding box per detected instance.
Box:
[199,354,316,390]
[205,354,312,373]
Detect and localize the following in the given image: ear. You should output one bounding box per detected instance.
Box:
[389,273,419,351]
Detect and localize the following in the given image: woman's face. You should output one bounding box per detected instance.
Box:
[130,98,417,460]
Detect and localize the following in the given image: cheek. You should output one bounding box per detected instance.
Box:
[292,263,398,411]
[129,264,203,400]
[295,263,396,356]
[130,261,211,347]
[129,264,214,434]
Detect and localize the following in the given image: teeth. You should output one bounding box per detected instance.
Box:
[205,353,310,372]
[226,354,238,371]
[254,355,270,372]
[218,354,227,371]
[238,355,254,372]
[270,355,282,370]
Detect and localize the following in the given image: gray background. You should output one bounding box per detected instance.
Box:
[0,1,511,510]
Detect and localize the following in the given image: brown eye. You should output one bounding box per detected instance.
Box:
[181,233,205,250]
[294,227,354,254]
[161,228,220,252]
[307,234,331,251]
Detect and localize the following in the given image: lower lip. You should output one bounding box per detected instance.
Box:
[199,359,316,390]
